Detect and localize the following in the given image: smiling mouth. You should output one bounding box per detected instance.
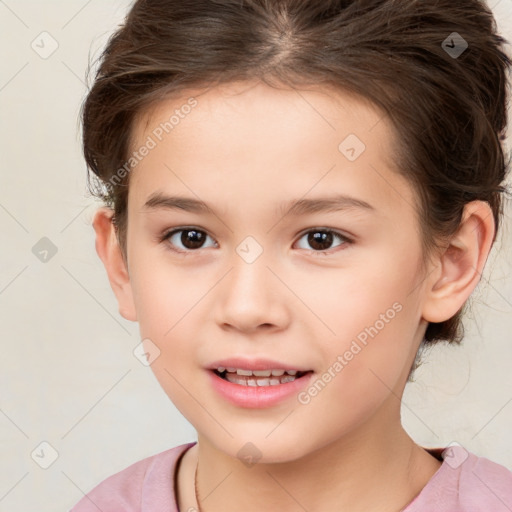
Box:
[213,368,312,386]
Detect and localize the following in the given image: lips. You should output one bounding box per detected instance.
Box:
[205,357,314,408]
[207,367,314,408]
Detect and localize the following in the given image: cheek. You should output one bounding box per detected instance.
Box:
[304,257,422,393]
[300,254,418,337]
[128,247,216,350]
[133,274,205,423]
[294,307,416,444]
[129,252,195,337]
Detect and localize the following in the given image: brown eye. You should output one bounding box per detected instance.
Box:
[295,229,350,253]
[163,228,216,252]
[308,231,334,251]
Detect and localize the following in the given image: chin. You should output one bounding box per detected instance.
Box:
[203,430,320,466]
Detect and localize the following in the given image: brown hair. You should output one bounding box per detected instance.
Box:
[81,0,511,350]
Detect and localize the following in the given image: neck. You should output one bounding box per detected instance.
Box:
[187,401,442,512]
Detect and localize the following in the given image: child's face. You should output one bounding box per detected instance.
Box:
[120,80,433,460]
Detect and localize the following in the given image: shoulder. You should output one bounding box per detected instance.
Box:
[406,445,512,512]
[457,447,512,510]
[69,441,196,512]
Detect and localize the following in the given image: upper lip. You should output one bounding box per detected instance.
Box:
[207,357,311,372]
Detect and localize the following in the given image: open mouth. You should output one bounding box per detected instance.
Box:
[213,368,312,387]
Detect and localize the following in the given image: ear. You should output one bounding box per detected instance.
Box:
[92,207,137,322]
[421,200,496,323]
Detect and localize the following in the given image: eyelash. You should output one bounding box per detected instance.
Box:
[158,226,353,256]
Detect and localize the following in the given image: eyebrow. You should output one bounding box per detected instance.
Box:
[142,191,375,217]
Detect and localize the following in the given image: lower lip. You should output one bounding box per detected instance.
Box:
[207,370,314,409]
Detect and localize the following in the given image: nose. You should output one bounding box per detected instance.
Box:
[214,250,290,334]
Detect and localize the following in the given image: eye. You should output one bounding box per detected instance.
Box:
[161,227,217,253]
[294,228,351,254]
[160,227,352,255]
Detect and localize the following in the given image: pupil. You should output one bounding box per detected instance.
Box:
[308,231,332,251]
[182,230,204,249]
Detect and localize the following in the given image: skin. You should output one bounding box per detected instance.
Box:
[93,80,495,511]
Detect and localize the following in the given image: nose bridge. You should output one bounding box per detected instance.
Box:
[227,235,273,304]
[231,247,268,295]
[214,235,287,331]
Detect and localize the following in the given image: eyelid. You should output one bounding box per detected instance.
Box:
[295,226,354,243]
[160,226,210,239]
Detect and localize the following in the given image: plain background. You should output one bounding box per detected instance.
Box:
[0,1,511,511]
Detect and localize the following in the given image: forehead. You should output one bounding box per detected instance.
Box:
[133,80,391,149]
[127,80,416,220]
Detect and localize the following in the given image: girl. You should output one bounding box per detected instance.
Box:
[72,0,512,510]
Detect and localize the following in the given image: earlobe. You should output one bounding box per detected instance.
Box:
[92,207,137,322]
[421,200,495,323]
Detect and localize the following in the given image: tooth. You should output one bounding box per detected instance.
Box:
[217,367,226,372]
[224,371,299,386]
[271,369,285,376]
[225,374,243,385]
[237,369,253,376]
[286,370,297,376]
[253,370,272,377]
[226,367,236,372]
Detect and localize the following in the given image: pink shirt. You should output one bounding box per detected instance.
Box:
[70,442,512,511]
